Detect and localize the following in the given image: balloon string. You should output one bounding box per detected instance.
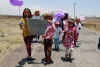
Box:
[19,6,20,15]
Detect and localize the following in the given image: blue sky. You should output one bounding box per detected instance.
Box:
[0,0,100,17]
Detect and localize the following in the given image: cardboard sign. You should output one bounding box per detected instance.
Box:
[27,19,48,35]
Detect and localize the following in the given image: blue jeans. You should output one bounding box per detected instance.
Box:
[54,38,59,49]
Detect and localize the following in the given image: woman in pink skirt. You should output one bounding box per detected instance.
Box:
[63,17,77,60]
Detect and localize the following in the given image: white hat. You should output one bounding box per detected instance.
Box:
[68,17,75,22]
[75,17,80,20]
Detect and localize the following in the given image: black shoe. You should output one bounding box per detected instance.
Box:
[56,48,59,52]
[27,56,32,61]
[57,49,59,52]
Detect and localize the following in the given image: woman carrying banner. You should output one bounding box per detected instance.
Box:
[32,10,42,42]
[42,13,55,63]
[19,8,34,61]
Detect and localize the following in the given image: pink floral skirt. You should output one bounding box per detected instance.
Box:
[63,40,75,48]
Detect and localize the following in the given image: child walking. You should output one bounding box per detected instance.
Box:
[63,17,77,60]
[53,21,62,51]
[19,8,33,61]
[74,18,82,41]
[42,13,55,63]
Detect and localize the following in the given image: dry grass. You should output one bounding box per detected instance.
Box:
[83,19,100,32]
[0,18,23,59]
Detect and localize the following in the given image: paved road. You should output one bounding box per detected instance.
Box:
[0,28,100,67]
[74,28,100,67]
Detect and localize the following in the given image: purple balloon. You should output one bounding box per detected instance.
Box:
[56,16,61,21]
[54,9,64,21]
[17,0,23,6]
[10,0,23,6]
[57,12,62,16]
[61,13,65,18]
[57,9,62,13]
[10,0,18,6]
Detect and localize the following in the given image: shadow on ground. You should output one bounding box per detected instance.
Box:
[61,57,75,63]
[15,58,43,67]
[15,58,27,67]
[41,58,54,66]
[74,40,82,49]
[52,48,63,52]
[16,57,54,67]
[32,41,42,43]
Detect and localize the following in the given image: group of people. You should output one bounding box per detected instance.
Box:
[19,8,82,63]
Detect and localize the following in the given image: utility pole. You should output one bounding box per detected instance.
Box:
[73,3,77,18]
